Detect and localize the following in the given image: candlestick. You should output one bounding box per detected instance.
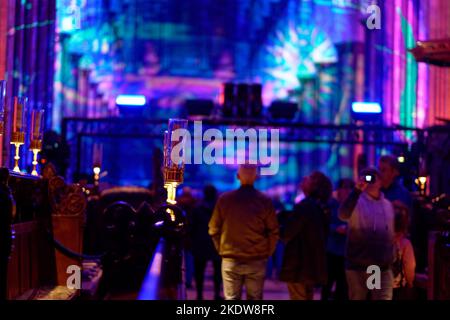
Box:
[163,119,188,219]
[10,97,27,172]
[31,148,39,176]
[29,108,44,176]
[10,131,25,172]
[12,142,22,173]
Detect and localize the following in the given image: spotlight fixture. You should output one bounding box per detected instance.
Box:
[116,94,147,117]
[351,102,382,124]
[115,94,146,106]
[351,102,382,114]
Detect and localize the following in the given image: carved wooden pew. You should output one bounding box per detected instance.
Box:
[6,172,89,300]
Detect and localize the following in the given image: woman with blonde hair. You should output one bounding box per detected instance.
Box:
[392,200,416,300]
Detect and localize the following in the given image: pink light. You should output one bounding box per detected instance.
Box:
[416,0,428,128]
[416,58,427,128]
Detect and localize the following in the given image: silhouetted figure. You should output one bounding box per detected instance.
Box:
[191,185,222,300]
[280,171,332,300]
[177,187,197,289]
[209,165,279,300]
[0,168,15,300]
[266,196,286,279]
[321,178,354,301]
[379,155,412,210]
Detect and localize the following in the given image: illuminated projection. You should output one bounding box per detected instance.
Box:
[263,23,338,101]
[54,0,365,121]
[54,0,422,202]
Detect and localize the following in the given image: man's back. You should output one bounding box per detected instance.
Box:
[209,185,279,260]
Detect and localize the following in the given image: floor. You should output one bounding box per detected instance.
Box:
[185,261,321,300]
[108,261,322,300]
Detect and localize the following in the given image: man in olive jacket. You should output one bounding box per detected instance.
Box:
[208,165,279,300]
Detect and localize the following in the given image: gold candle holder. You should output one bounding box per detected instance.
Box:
[30,139,42,176]
[163,165,184,205]
[29,108,44,176]
[11,96,27,173]
[416,176,427,196]
[11,131,25,173]
[163,119,188,221]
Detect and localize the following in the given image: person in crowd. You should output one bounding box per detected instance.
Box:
[0,168,15,300]
[339,167,395,300]
[177,186,197,289]
[321,178,354,301]
[280,171,332,300]
[378,155,413,210]
[266,196,286,279]
[208,165,279,300]
[190,185,222,300]
[392,201,416,300]
[294,176,310,204]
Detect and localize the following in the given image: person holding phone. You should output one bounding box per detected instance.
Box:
[338,167,395,300]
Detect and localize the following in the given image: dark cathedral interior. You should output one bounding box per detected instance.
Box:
[0,0,449,303]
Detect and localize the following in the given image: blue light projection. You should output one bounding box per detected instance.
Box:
[56,0,376,204]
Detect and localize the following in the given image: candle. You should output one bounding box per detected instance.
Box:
[93,143,103,166]
[13,97,23,132]
[0,80,5,118]
[32,110,42,140]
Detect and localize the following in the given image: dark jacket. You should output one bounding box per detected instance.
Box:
[208,185,279,260]
[190,201,220,260]
[0,184,14,256]
[382,178,413,211]
[279,197,330,285]
[326,198,347,256]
